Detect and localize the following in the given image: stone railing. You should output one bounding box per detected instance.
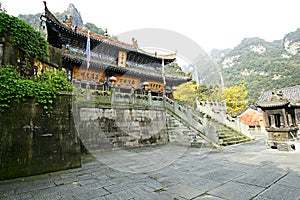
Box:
[196,100,254,139]
[73,80,164,109]
[164,97,219,147]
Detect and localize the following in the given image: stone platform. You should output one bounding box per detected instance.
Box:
[1,140,300,200]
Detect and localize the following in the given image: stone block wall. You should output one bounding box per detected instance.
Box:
[0,95,81,180]
[76,107,169,151]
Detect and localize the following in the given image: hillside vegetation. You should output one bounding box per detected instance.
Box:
[205,32,300,105]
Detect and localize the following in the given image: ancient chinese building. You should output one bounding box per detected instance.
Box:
[41,2,190,96]
[257,85,300,151]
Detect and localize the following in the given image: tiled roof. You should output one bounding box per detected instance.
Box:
[258,85,300,102]
[239,108,261,126]
[256,100,289,108]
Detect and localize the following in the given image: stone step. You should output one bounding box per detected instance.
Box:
[218,132,247,137]
[219,138,251,146]
[212,125,232,130]
[219,136,247,142]
[218,132,245,138]
[167,106,251,147]
[217,130,235,135]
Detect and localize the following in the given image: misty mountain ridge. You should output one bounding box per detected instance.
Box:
[205,30,300,104]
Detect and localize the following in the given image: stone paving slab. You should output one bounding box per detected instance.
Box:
[1,141,300,200]
[166,183,205,199]
[208,181,265,200]
[254,183,300,200]
[199,168,245,184]
[222,162,258,173]
[234,166,288,188]
[186,177,221,192]
[276,172,300,189]
[194,194,224,200]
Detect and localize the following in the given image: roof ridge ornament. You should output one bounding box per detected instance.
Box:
[132,38,138,49]
[269,89,287,102]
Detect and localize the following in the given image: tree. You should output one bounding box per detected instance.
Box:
[196,84,222,102]
[82,22,105,35]
[173,81,197,108]
[196,84,210,101]
[224,83,248,116]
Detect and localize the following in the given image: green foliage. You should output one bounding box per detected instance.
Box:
[183,80,248,116]
[173,81,197,108]
[0,66,72,113]
[0,12,47,60]
[284,28,300,42]
[35,70,73,92]
[164,62,186,77]
[199,82,248,116]
[196,84,220,102]
[82,22,105,35]
[224,83,248,116]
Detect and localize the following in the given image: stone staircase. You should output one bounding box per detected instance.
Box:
[208,117,251,146]
[166,114,209,147]
[164,98,220,148]
[164,97,252,147]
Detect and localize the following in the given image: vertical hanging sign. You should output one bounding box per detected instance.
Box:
[118,51,127,68]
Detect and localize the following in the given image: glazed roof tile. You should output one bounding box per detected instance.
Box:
[257,85,300,108]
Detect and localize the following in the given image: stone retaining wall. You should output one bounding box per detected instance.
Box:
[0,95,81,180]
[75,106,169,151]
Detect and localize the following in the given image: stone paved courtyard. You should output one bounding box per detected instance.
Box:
[1,139,300,200]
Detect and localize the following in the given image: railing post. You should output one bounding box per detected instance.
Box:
[148,90,152,106]
[110,85,115,102]
[173,100,176,113]
[86,81,91,101]
[130,87,135,104]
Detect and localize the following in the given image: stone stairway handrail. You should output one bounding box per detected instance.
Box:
[164,97,220,148]
[196,100,254,139]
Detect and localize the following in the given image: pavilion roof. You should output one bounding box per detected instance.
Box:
[42,1,176,63]
[257,85,300,108]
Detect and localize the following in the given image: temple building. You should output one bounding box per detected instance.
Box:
[41,2,190,97]
[257,85,300,151]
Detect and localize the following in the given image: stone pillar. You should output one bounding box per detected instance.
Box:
[148,90,152,105]
[86,82,91,101]
[111,85,115,102]
[282,109,287,127]
[130,87,135,104]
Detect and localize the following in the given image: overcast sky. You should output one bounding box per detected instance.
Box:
[2,0,300,53]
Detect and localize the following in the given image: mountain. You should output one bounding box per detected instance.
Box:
[54,3,83,28]
[18,3,105,36]
[196,31,300,105]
